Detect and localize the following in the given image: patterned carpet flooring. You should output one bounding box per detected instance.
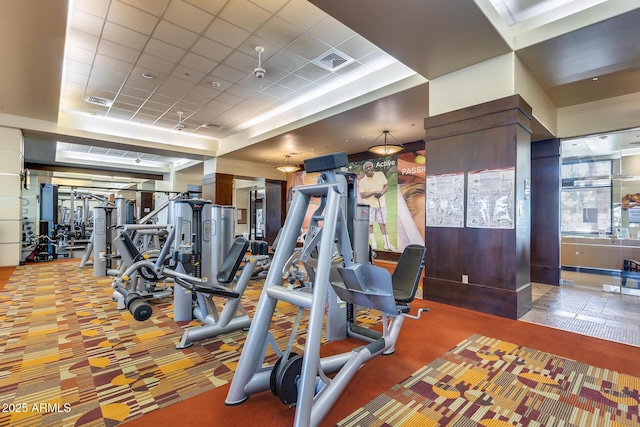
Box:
[0,261,333,427]
[337,334,640,427]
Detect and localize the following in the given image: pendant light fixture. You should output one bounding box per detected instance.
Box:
[367,130,404,156]
[275,155,301,173]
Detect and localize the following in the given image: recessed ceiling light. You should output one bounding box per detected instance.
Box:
[210,81,221,87]
[141,72,155,79]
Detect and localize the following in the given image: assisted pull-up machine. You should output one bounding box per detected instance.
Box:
[225,152,427,427]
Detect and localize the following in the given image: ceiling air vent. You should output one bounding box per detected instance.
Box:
[86,96,111,107]
[312,48,355,72]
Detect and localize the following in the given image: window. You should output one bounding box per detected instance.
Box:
[561,160,612,234]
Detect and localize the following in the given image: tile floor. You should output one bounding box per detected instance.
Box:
[521,271,640,347]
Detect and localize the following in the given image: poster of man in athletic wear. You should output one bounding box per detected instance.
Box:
[350,157,398,251]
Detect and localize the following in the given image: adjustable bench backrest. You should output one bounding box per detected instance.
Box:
[392,244,427,304]
[217,237,250,284]
[115,230,142,263]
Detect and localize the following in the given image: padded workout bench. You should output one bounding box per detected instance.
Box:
[176,237,255,349]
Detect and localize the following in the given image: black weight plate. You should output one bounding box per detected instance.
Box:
[270,352,298,396]
[276,355,303,406]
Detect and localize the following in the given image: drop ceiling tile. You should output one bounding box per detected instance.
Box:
[142,100,173,111]
[86,79,120,94]
[224,84,255,98]
[94,54,133,75]
[205,18,251,51]
[120,85,153,99]
[184,0,227,15]
[201,77,233,91]
[98,39,140,63]
[136,53,176,74]
[67,28,99,52]
[181,52,218,74]
[286,33,330,61]
[278,0,325,32]
[74,0,110,18]
[111,102,138,113]
[207,99,234,111]
[256,17,305,49]
[309,17,356,47]
[219,0,272,33]
[334,61,360,76]
[70,8,104,37]
[125,73,163,91]
[65,46,96,64]
[215,92,244,107]
[164,0,214,33]
[90,67,127,84]
[336,34,379,61]
[248,91,279,106]
[221,50,258,77]
[233,99,266,114]
[293,62,331,82]
[120,0,169,16]
[266,49,308,73]
[107,0,158,35]
[148,92,179,106]
[116,93,147,106]
[155,76,194,98]
[251,0,288,13]
[211,63,249,84]
[65,71,90,86]
[138,107,167,117]
[145,38,186,63]
[65,60,92,77]
[102,21,149,51]
[62,81,87,94]
[171,65,206,83]
[261,83,293,99]
[277,73,312,91]
[153,20,200,49]
[191,38,233,63]
[185,86,222,103]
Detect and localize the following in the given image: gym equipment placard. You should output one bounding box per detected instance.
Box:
[425,172,464,228]
[466,167,515,229]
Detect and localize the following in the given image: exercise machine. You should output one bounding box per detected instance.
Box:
[112,200,260,349]
[224,152,427,427]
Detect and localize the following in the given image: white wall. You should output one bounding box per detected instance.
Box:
[429,53,515,116]
[558,92,640,138]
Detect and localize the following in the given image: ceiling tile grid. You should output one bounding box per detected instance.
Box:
[62,0,395,140]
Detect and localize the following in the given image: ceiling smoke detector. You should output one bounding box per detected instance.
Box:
[254,46,266,79]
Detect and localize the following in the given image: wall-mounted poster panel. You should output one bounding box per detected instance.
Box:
[466,167,515,229]
[287,151,426,253]
[426,172,464,228]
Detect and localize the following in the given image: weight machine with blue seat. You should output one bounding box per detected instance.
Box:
[224,152,427,427]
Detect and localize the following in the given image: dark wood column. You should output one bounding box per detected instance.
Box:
[531,139,561,285]
[264,179,286,245]
[202,172,233,205]
[423,95,532,319]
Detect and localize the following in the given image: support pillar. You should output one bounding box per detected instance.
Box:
[423,95,532,319]
[0,126,24,266]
